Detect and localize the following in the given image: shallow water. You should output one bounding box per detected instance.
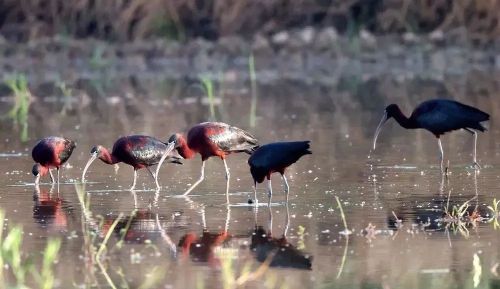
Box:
[1,69,500,288]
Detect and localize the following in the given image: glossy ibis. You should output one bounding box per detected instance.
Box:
[81,135,179,190]
[32,136,76,185]
[248,141,311,205]
[373,99,489,173]
[168,122,259,198]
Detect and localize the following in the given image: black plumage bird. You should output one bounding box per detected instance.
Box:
[248,141,311,204]
[373,99,490,172]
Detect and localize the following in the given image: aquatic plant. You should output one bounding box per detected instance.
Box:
[472,253,482,288]
[89,45,110,70]
[487,198,500,229]
[335,196,351,279]
[37,238,61,289]
[56,81,74,116]
[216,249,274,289]
[200,76,216,120]
[0,210,61,289]
[4,74,32,142]
[248,53,258,128]
[74,184,165,289]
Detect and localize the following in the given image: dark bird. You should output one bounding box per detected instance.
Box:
[81,135,180,190]
[248,141,311,204]
[373,99,489,173]
[32,136,76,185]
[168,122,259,198]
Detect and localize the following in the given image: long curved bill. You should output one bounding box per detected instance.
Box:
[373,111,388,150]
[82,153,98,183]
[154,142,176,188]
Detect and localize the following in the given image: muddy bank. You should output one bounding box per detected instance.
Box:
[1,30,500,85]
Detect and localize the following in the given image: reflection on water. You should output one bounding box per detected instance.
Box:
[1,69,500,288]
[251,204,313,270]
[33,184,72,230]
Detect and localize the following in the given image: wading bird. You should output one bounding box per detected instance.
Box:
[82,135,180,190]
[32,136,76,185]
[373,99,489,173]
[168,122,259,198]
[248,141,311,205]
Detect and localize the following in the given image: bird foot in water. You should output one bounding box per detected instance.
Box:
[441,166,450,177]
[472,162,481,170]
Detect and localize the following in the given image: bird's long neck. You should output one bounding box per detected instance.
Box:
[392,107,418,129]
[177,135,196,159]
[99,148,119,164]
[39,165,49,177]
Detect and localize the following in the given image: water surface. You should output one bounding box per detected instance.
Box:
[1,69,500,288]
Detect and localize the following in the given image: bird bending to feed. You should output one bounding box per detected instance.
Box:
[168,122,259,199]
[248,141,312,205]
[32,136,76,185]
[82,135,180,190]
[372,99,490,173]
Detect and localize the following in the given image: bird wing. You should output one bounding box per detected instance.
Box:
[57,138,76,164]
[114,136,167,166]
[32,139,54,164]
[206,122,259,153]
[412,99,489,133]
[249,141,311,170]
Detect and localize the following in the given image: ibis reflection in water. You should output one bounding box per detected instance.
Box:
[82,135,180,190]
[178,202,231,266]
[33,184,71,230]
[372,99,489,173]
[32,136,76,185]
[251,203,312,270]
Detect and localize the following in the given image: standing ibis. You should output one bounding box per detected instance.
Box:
[32,136,76,185]
[81,135,180,190]
[168,122,259,198]
[372,99,490,173]
[248,141,311,205]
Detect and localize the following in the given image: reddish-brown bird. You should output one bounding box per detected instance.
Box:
[81,135,179,190]
[168,122,259,198]
[32,136,76,185]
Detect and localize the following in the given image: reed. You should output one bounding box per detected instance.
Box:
[4,74,32,142]
[248,53,258,128]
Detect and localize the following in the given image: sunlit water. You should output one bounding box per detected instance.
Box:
[1,69,500,288]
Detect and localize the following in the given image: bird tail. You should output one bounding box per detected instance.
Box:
[284,141,312,160]
[296,140,312,155]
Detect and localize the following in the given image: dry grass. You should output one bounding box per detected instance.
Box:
[0,0,498,44]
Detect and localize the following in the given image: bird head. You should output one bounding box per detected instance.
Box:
[167,133,183,148]
[32,163,48,184]
[167,149,184,164]
[82,145,105,183]
[250,166,266,184]
[385,104,400,119]
[90,145,105,157]
[372,104,399,150]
